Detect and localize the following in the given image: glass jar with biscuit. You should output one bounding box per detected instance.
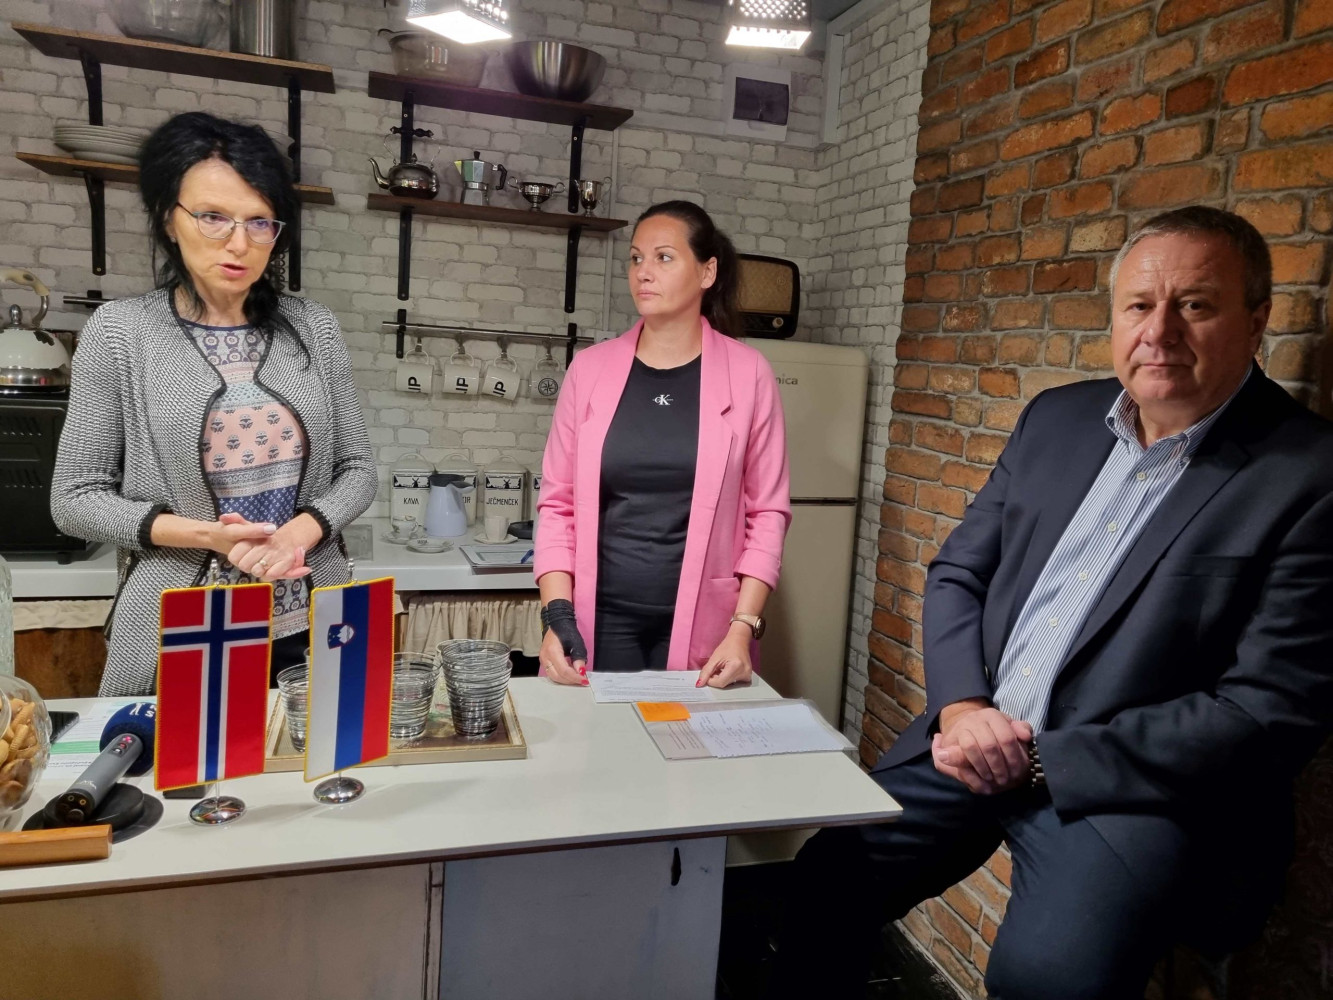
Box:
[0,675,52,830]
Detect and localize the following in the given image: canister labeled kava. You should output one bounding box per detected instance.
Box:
[390,453,434,537]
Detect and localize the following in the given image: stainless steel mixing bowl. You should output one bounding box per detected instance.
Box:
[504,41,607,102]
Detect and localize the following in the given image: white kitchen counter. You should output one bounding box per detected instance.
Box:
[5,676,897,902]
[3,677,899,1000]
[7,516,535,600]
[5,543,118,600]
[354,517,536,592]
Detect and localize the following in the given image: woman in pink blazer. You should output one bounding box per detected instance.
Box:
[534,201,791,687]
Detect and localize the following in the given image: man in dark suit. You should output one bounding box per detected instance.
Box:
[775,206,1333,999]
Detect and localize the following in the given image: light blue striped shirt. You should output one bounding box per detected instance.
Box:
[992,372,1250,732]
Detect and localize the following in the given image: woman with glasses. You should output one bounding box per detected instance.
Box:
[52,112,377,695]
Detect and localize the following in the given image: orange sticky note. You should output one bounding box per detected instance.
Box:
[638,702,691,722]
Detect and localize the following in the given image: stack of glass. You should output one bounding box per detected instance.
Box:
[436,639,512,739]
[390,653,439,741]
[276,664,310,751]
[276,653,440,752]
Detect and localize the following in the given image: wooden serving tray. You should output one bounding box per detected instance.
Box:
[264,689,527,772]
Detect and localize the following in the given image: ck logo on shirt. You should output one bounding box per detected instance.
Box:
[653,394,673,406]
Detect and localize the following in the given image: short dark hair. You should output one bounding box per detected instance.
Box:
[139,112,302,352]
[1110,206,1272,311]
[633,201,741,338]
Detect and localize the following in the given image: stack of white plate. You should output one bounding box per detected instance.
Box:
[265,129,294,153]
[53,121,152,166]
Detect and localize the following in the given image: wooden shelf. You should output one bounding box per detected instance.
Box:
[367,193,625,231]
[296,184,336,205]
[13,22,336,93]
[17,152,336,204]
[17,151,138,184]
[367,72,631,131]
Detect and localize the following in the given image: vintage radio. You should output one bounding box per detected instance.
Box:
[737,254,800,339]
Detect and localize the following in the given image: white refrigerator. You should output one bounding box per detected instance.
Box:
[742,339,869,728]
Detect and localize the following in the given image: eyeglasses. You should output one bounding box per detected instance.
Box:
[175,203,285,245]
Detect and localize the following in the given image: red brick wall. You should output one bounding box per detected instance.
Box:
[865,0,1333,992]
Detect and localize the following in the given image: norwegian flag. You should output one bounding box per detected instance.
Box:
[155,583,273,791]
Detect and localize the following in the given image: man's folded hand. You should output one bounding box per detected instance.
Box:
[933,700,1033,794]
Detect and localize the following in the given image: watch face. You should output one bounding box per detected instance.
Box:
[733,614,765,639]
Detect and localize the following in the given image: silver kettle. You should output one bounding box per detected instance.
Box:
[369,153,440,199]
[0,269,71,394]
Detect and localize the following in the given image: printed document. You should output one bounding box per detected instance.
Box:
[587,670,722,703]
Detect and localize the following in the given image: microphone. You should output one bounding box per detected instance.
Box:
[98,702,157,770]
[52,703,155,825]
[27,702,163,842]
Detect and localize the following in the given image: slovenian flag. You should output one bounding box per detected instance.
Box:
[304,577,396,781]
[155,583,273,791]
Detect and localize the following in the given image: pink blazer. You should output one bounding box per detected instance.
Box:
[534,318,791,671]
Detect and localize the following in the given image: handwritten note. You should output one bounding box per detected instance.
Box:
[687,703,846,758]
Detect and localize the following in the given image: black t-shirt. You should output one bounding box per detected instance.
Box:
[597,354,702,612]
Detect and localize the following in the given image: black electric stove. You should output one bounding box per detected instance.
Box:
[0,386,92,562]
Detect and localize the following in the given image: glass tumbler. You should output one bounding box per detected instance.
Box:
[437,639,512,740]
[276,664,309,752]
[390,654,439,741]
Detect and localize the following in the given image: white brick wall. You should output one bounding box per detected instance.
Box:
[803,0,932,741]
[0,0,821,514]
[3,0,939,750]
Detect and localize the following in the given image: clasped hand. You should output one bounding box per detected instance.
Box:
[932,699,1033,795]
[211,511,311,581]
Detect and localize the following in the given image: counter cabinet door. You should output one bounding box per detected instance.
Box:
[440,837,727,1000]
[5,864,433,999]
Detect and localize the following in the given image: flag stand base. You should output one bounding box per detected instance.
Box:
[314,775,364,804]
[189,795,246,825]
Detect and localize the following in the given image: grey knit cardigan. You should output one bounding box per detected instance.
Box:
[51,289,378,696]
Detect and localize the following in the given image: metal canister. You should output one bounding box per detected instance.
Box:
[526,465,542,524]
[230,0,296,59]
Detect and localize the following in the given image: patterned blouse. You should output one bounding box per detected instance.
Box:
[189,322,309,637]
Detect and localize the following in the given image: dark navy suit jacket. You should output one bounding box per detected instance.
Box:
[876,366,1333,945]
